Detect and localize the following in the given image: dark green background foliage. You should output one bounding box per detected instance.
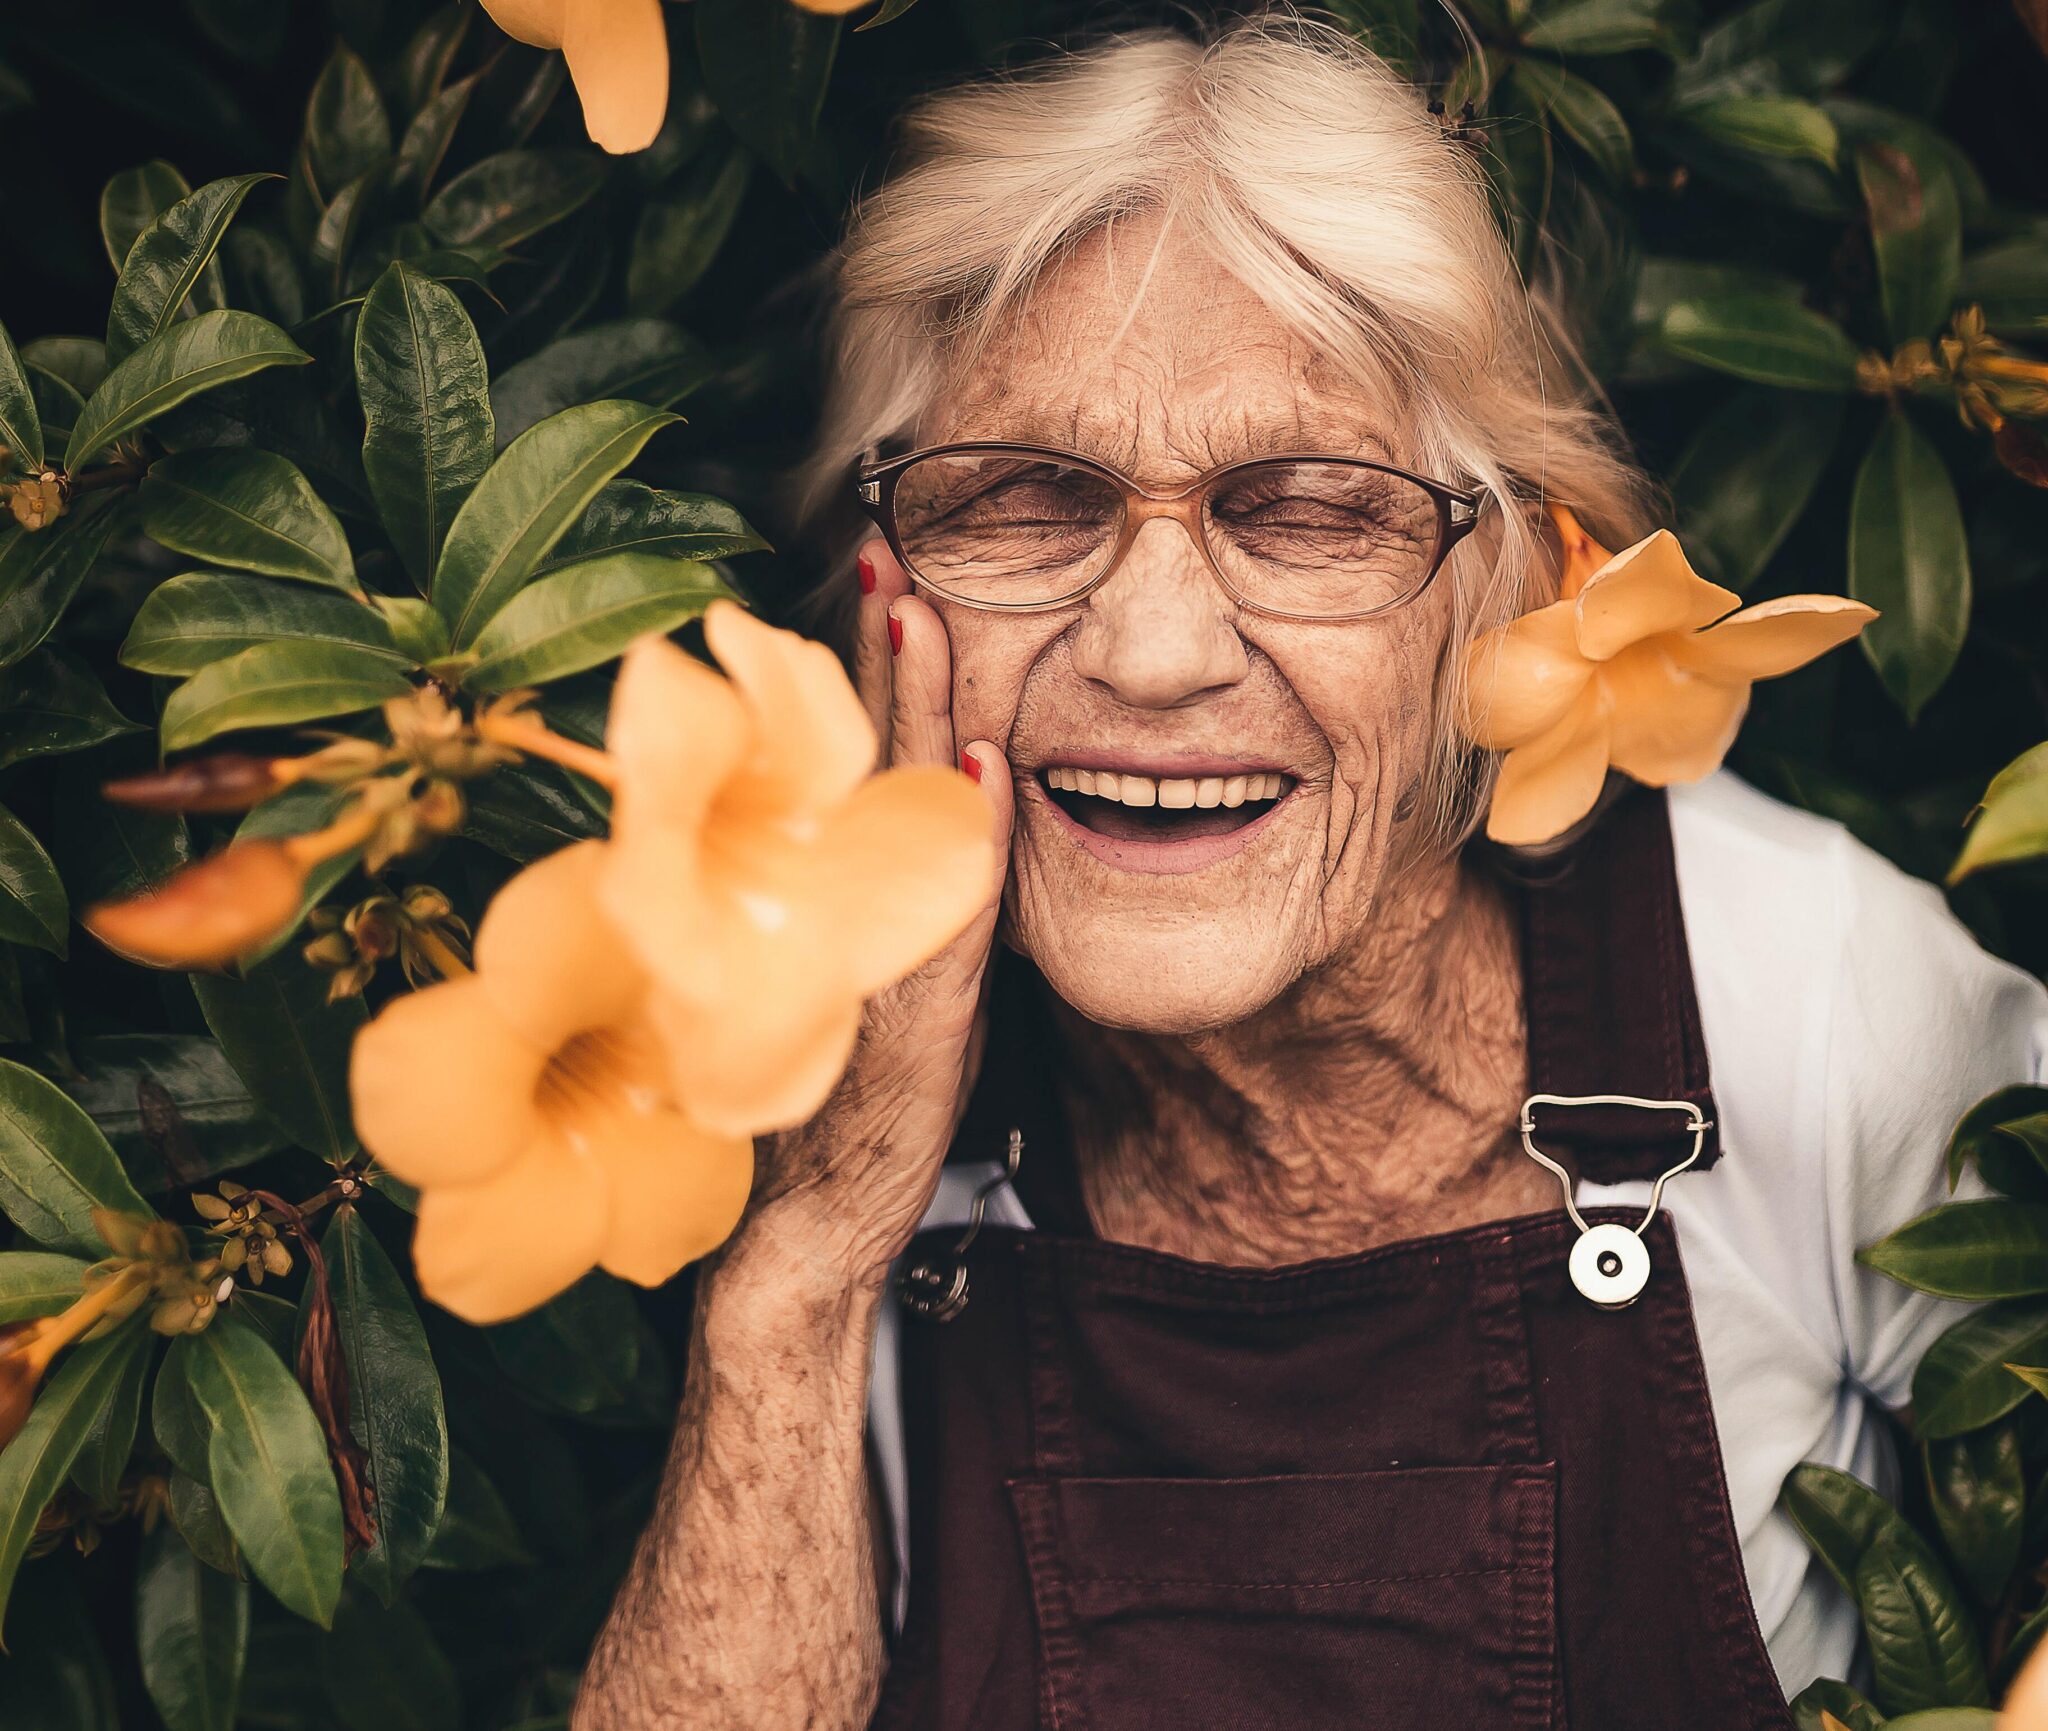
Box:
[0,1,2045,1727]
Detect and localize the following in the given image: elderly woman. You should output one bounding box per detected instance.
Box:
[575,17,2048,1730]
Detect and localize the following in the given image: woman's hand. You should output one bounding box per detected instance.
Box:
[731,538,1014,1295]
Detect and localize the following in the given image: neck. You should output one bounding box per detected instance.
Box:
[1048,853,1541,1264]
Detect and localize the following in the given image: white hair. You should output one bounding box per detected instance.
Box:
[799,8,1654,850]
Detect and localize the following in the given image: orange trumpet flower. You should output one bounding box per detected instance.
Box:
[478,0,667,155]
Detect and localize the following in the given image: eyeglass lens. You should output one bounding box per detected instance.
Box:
[889,453,1443,616]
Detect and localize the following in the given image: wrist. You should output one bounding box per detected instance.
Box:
[701,1205,891,1341]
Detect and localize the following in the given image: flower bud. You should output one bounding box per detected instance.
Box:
[86,841,308,969]
[102,754,286,814]
[8,473,65,531]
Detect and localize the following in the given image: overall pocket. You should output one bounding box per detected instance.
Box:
[1006,1463,1560,1731]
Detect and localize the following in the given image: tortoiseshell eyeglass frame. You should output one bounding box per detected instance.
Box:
[854,441,1491,623]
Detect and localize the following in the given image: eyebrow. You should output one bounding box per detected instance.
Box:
[934,402,1400,475]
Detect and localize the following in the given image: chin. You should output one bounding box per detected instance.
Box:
[1014,912,1305,1035]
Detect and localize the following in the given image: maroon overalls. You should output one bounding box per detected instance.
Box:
[874,790,1797,1730]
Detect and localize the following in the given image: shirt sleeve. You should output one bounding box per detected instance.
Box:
[1824,825,2048,1410]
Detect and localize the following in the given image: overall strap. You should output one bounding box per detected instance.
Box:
[1510,787,1723,1183]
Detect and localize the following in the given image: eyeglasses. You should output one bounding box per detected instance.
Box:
[855,442,1489,622]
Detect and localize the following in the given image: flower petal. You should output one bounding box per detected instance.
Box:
[649,986,861,1138]
[1459,602,1595,750]
[1574,531,1740,662]
[562,0,667,155]
[1669,594,1878,681]
[1485,684,1613,846]
[1601,642,1751,786]
[350,978,545,1188]
[1548,501,1614,601]
[479,0,566,48]
[585,1107,755,1287]
[410,1128,609,1324]
[473,840,645,1051]
[705,601,876,816]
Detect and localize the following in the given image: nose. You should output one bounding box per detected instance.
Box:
[1067,518,1249,709]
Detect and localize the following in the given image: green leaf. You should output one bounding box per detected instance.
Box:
[390,72,479,205]
[0,1325,151,1636]
[192,953,365,1164]
[1657,296,1861,390]
[153,1346,212,1481]
[1782,1460,1904,1596]
[491,321,714,449]
[21,336,106,400]
[463,553,728,692]
[166,1471,240,1577]
[1924,1425,2022,1605]
[65,309,309,473]
[100,161,195,274]
[1944,1085,2048,1195]
[0,1560,119,1729]
[1913,1300,2048,1438]
[356,263,494,588]
[319,1590,460,1731]
[1859,140,1961,346]
[303,47,390,201]
[0,1252,90,1324]
[24,364,84,455]
[0,805,65,955]
[160,640,414,753]
[1858,1199,2048,1299]
[1856,1536,1989,1713]
[121,573,403,677]
[48,746,192,906]
[1672,95,1840,170]
[232,782,359,969]
[105,175,271,367]
[137,1523,248,1731]
[1849,409,1969,721]
[419,1448,530,1570]
[170,1312,344,1627]
[1958,237,2048,336]
[1519,0,1695,56]
[70,1321,149,1506]
[695,0,839,183]
[433,400,679,648]
[140,448,357,593]
[370,595,449,664]
[0,1059,153,1254]
[1953,745,2048,881]
[1513,61,1632,185]
[461,761,606,861]
[1788,1678,1885,1731]
[0,651,139,770]
[536,481,767,574]
[57,1033,287,1193]
[422,150,606,250]
[484,1272,642,1414]
[0,319,43,474]
[0,498,127,670]
[322,1208,446,1603]
[1670,386,1844,591]
[624,146,752,317]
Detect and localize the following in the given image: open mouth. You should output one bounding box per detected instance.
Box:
[1037,766,1295,843]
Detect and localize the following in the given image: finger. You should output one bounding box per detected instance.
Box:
[886,589,956,771]
[850,538,900,762]
[911,739,1014,994]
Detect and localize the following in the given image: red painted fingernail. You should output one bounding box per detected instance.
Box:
[857,553,876,594]
[888,612,903,656]
[961,749,983,783]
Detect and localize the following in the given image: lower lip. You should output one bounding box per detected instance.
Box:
[1025,779,1293,876]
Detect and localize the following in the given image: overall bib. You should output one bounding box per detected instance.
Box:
[873,789,1798,1731]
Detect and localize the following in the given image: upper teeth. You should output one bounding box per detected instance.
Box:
[1043,768,1287,808]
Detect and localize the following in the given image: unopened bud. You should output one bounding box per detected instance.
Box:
[86,840,308,969]
[102,754,285,814]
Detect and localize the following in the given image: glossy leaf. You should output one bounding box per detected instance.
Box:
[24,363,85,453]
[323,1208,447,1603]
[152,1346,213,1482]
[140,448,357,593]
[390,73,479,205]
[121,572,403,677]
[1519,0,1694,56]
[1860,140,1961,345]
[105,175,270,366]
[100,161,195,274]
[0,804,66,955]
[484,1272,642,1415]
[1658,295,1861,390]
[66,310,310,472]
[160,640,413,753]
[0,1325,151,1636]
[624,147,753,317]
[1673,95,1839,168]
[356,263,494,587]
[303,46,390,201]
[192,951,366,1164]
[433,400,679,648]
[1925,1426,2023,1605]
[0,319,43,475]
[1788,1678,1885,1731]
[58,1033,287,1192]
[0,1251,91,1323]
[1849,409,1969,721]
[491,321,714,448]
[319,1591,460,1731]
[1944,1085,2048,1196]
[463,553,728,692]
[232,781,359,969]
[1668,386,1843,590]
[171,1312,344,1628]
[537,481,767,574]
[422,150,606,250]
[1953,745,2048,881]
[137,1523,249,1731]
[695,0,839,182]
[420,1448,530,1570]
[69,1321,149,1507]
[166,1471,241,1577]
[48,750,192,906]
[0,498,127,671]
[0,1058,153,1255]
[1913,1299,2048,1438]
[1855,1537,1988,1713]
[0,651,139,770]
[1858,1199,2048,1299]
[461,760,607,861]
[21,336,107,400]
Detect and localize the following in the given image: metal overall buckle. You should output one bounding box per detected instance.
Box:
[897,1128,1023,1323]
[1517,1094,1711,1310]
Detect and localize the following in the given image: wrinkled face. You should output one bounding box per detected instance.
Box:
[921,215,1466,1033]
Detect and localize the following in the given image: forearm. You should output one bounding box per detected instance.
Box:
[573,1219,888,1731]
